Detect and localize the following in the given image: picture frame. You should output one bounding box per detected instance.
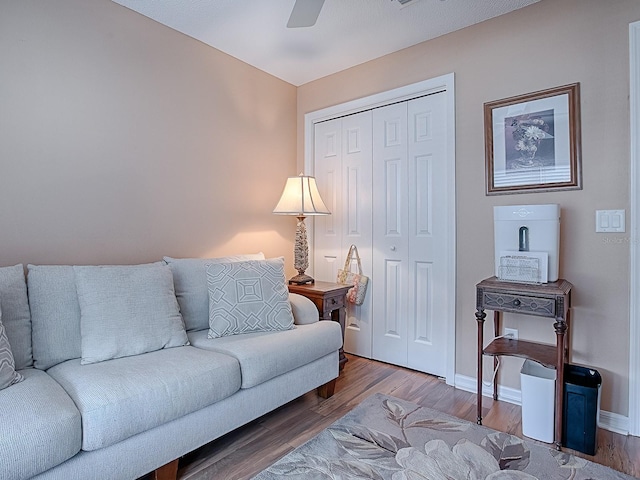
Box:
[484,83,582,195]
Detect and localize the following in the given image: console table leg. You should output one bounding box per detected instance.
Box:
[332,307,348,370]
[564,309,572,363]
[476,308,486,425]
[493,311,501,400]
[554,318,568,450]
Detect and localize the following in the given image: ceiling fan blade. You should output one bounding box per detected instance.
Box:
[287,0,325,28]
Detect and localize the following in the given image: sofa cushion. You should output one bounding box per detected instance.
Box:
[0,307,24,390]
[205,257,294,338]
[47,346,241,451]
[27,265,82,370]
[188,320,342,389]
[0,264,32,370]
[164,253,264,332]
[0,368,81,480]
[74,264,189,365]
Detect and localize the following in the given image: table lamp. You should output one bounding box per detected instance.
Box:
[273,173,330,284]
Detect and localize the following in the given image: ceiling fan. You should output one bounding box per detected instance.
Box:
[287,0,420,28]
[287,0,326,28]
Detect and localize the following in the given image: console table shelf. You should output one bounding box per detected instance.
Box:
[475,276,573,450]
[483,338,557,369]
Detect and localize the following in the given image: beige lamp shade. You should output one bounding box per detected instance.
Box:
[273,174,330,216]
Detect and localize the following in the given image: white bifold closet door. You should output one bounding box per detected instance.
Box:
[313,92,448,377]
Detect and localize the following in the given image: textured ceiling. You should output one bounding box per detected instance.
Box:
[112,0,540,86]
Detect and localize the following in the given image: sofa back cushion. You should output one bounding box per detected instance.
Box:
[28,262,180,369]
[74,263,189,365]
[164,253,264,332]
[0,264,33,370]
[28,265,82,370]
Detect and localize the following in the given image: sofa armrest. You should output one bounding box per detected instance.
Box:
[289,293,319,325]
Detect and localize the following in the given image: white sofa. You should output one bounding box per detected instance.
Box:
[0,256,342,480]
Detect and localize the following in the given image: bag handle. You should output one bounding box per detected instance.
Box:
[342,245,354,272]
[343,244,363,275]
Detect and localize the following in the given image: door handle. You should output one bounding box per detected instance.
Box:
[390,245,396,251]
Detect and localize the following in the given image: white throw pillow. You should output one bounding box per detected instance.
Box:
[0,306,24,390]
[205,257,294,338]
[74,264,189,365]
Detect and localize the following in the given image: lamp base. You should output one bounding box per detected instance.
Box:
[288,273,315,285]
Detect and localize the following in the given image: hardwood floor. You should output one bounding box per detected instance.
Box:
[173,354,640,479]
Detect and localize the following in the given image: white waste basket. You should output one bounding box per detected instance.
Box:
[520,359,556,443]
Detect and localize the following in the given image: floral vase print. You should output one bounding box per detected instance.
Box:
[505,109,555,170]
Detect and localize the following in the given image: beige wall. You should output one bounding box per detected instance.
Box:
[0,0,297,268]
[297,0,640,416]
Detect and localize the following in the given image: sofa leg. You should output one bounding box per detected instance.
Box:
[153,458,179,480]
[317,378,336,398]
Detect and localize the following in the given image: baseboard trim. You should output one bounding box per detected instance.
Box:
[454,374,629,435]
[455,373,522,405]
[599,410,630,436]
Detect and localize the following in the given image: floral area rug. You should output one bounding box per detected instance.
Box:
[252,393,634,480]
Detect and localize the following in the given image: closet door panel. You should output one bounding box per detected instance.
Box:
[406,93,448,377]
[341,112,373,359]
[313,119,342,283]
[372,102,409,366]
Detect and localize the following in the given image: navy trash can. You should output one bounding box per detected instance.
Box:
[562,364,601,455]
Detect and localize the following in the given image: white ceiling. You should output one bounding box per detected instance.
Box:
[112,0,540,86]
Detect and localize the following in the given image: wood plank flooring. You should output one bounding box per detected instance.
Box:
[171,354,640,479]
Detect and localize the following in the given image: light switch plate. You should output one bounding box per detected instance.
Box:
[596,210,626,233]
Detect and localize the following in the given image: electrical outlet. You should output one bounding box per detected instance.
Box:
[504,328,518,340]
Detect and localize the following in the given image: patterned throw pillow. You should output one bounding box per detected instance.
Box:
[205,257,294,338]
[164,253,265,332]
[0,306,24,390]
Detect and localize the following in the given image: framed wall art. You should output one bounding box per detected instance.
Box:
[484,83,582,195]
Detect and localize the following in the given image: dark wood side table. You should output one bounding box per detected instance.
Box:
[475,276,572,450]
[288,281,351,371]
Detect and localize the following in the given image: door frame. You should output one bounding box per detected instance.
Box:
[303,73,457,385]
[629,20,640,437]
